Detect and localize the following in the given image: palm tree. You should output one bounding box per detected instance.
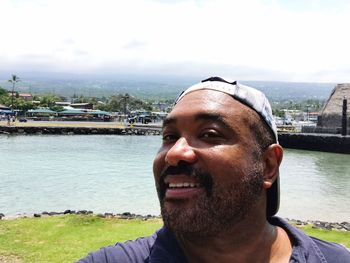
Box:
[8,74,20,112]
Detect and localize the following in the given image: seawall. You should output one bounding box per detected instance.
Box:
[0,125,161,136]
[1,125,349,154]
[278,133,350,154]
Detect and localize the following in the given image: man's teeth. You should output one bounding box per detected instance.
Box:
[168,182,201,188]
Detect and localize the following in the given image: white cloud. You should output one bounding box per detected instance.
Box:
[0,0,350,81]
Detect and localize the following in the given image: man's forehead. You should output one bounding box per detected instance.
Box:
[170,89,251,117]
[164,89,253,128]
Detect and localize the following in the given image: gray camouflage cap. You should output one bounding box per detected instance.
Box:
[175,76,278,143]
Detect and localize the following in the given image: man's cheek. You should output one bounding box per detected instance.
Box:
[152,157,163,179]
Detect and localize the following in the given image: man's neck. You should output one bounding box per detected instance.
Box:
[176,217,293,263]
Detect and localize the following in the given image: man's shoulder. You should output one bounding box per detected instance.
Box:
[77,226,186,263]
[308,235,350,263]
[76,231,158,263]
[269,217,350,262]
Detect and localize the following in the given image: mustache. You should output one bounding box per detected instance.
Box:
[161,161,196,178]
[158,161,213,198]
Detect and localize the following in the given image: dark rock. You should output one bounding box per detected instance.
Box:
[332,223,343,230]
[340,222,350,231]
[324,223,332,230]
[63,210,77,214]
[313,221,333,230]
[42,211,49,215]
[122,212,132,216]
[34,213,41,218]
[104,213,114,218]
[48,211,61,216]
[296,220,303,225]
[77,210,88,215]
[0,213,4,219]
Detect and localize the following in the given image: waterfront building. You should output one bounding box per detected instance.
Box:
[18,93,33,101]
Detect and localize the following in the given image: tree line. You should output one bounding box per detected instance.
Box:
[1,75,325,115]
[0,75,161,113]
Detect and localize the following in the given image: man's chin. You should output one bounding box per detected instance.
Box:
[160,201,216,236]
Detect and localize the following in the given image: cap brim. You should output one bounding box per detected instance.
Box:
[266,175,280,217]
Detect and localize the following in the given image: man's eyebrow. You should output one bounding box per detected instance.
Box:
[162,113,231,130]
[194,113,231,130]
[162,117,176,129]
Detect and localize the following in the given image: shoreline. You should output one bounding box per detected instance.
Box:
[0,121,162,135]
[0,121,349,153]
[1,210,349,232]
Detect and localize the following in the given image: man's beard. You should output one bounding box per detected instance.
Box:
[157,161,264,237]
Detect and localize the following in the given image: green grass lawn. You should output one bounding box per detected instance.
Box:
[295,224,350,248]
[0,215,348,263]
[0,215,162,263]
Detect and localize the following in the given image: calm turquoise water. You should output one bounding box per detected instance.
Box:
[0,135,349,221]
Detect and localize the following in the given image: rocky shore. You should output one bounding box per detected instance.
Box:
[286,218,350,232]
[0,126,161,135]
[0,210,159,221]
[1,210,349,232]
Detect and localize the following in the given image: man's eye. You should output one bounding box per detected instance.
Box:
[199,130,223,142]
[162,134,178,142]
[201,131,221,139]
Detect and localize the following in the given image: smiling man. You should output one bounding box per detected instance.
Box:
[78,77,350,263]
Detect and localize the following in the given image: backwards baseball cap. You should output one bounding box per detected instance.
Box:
[174,76,280,216]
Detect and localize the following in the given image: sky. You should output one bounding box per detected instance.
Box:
[1,0,350,82]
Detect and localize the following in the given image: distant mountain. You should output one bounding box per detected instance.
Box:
[241,81,335,102]
[0,74,336,102]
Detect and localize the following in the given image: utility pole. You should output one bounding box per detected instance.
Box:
[121,94,129,122]
[306,105,310,121]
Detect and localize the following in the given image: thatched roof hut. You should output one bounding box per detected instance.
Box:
[317,83,350,133]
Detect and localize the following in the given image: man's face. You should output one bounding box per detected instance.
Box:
[153,90,266,236]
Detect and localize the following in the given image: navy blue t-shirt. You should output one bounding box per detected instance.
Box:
[77,217,350,263]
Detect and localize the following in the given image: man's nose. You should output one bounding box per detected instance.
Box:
[165,137,197,166]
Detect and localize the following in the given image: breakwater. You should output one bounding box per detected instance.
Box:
[1,125,349,153]
[278,133,350,154]
[0,125,161,136]
[1,210,349,232]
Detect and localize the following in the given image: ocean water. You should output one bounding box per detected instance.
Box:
[0,135,349,221]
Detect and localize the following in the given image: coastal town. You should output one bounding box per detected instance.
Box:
[1,75,349,137]
[0,75,169,125]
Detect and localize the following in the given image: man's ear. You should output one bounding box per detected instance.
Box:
[262,144,283,190]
